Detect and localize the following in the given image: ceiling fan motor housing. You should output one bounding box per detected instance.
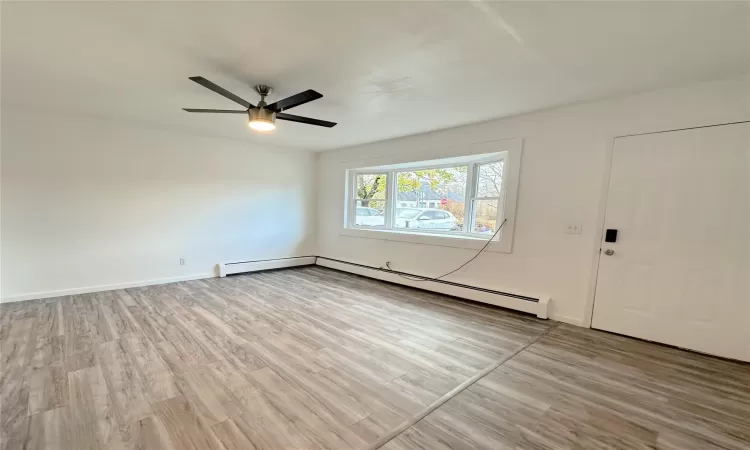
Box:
[249,107,276,123]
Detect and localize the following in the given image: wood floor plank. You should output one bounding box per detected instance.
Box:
[96,339,154,426]
[67,365,124,450]
[128,310,170,345]
[28,363,68,416]
[248,366,368,449]
[231,386,312,449]
[157,348,242,427]
[119,332,179,403]
[152,395,226,450]
[0,411,29,450]
[210,418,258,450]
[1,317,37,377]
[203,358,254,394]
[243,342,372,426]
[60,297,96,373]
[1,317,36,450]
[27,407,69,450]
[120,415,175,450]
[35,301,64,342]
[157,313,223,366]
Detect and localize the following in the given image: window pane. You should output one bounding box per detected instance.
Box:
[354,200,385,227]
[472,199,499,234]
[476,161,503,198]
[394,166,466,232]
[355,174,387,200]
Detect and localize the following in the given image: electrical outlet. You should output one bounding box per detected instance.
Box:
[179,258,186,265]
[565,224,582,234]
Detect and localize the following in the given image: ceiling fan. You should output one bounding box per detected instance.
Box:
[183,76,336,132]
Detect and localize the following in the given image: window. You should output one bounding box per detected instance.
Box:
[393,165,466,232]
[351,173,387,228]
[343,144,520,252]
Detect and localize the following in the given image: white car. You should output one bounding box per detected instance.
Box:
[355,207,384,227]
[395,208,458,231]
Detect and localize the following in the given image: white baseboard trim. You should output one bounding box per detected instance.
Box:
[315,257,550,319]
[219,256,318,277]
[0,272,216,304]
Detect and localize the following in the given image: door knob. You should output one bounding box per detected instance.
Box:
[604,249,615,256]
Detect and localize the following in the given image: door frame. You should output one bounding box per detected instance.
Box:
[581,120,750,329]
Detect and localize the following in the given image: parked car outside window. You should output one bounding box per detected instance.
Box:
[394,208,458,231]
[355,207,385,227]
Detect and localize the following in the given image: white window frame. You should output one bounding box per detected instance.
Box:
[341,139,522,253]
[348,171,391,229]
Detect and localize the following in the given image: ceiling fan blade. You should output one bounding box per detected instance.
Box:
[183,108,247,113]
[266,89,323,112]
[188,76,254,109]
[276,112,336,128]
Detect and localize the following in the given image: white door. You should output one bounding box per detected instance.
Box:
[592,122,750,361]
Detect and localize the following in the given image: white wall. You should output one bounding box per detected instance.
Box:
[1,109,317,301]
[317,74,750,326]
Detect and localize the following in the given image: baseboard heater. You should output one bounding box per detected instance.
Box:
[315,256,549,319]
[219,255,549,319]
[219,256,318,277]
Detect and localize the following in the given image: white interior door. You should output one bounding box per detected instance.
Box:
[592,122,750,361]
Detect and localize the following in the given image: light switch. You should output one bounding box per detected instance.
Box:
[565,223,582,234]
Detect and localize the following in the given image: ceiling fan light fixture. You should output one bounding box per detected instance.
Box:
[248,107,276,132]
[184,77,336,129]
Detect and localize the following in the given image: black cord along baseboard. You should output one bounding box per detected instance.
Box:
[314,256,538,303]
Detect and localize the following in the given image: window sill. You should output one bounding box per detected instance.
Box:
[339,227,512,253]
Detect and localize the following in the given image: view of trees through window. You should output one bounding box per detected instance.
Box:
[355,174,387,227]
[352,160,504,235]
[473,160,504,234]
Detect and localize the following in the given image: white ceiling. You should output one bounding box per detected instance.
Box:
[2,1,749,151]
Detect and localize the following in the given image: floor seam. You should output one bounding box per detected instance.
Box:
[367,322,561,450]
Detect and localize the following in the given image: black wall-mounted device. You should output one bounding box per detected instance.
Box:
[605,229,618,243]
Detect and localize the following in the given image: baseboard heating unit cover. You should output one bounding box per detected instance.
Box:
[315,257,550,319]
[219,256,318,277]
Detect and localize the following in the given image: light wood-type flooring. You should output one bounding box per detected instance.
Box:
[1,267,748,449]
